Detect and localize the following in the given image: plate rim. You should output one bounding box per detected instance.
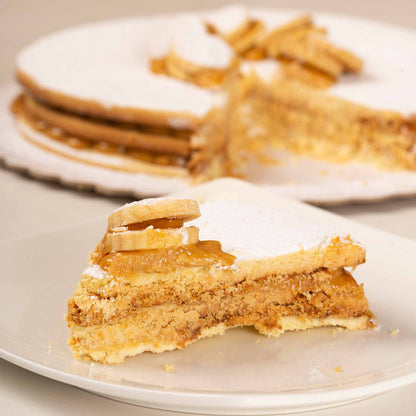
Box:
[1,345,416,414]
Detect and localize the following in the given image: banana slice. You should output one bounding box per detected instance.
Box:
[106,226,199,251]
[108,198,200,230]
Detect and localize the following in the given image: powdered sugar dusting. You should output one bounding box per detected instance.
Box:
[190,200,359,261]
[113,198,171,213]
[17,17,214,118]
[179,227,191,244]
[16,8,416,118]
[171,16,233,69]
[83,265,108,280]
[112,197,192,214]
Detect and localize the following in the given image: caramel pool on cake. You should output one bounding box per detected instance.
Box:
[66,197,376,364]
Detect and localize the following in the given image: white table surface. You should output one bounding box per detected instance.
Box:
[1,0,416,414]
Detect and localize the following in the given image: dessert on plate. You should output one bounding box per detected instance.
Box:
[11,5,416,182]
[66,197,376,364]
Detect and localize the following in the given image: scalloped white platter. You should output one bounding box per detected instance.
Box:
[2,9,416,205]
[0,178,415,415]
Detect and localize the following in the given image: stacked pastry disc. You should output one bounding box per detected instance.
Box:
[12,88,197,178]
[105,198,201,251]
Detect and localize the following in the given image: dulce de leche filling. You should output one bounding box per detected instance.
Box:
[124,217,184,231]
[92,216,236,274]
[99,241,236,275]
[11,95,189,167]
[68,265,371,328]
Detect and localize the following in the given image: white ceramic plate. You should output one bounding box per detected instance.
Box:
[0,178,415,414]
[2,10,416,205]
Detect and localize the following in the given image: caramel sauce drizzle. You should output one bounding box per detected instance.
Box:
[124,218,184,231]
[94,216,236,274]
[99,240,235,275]
[11,95,187,167]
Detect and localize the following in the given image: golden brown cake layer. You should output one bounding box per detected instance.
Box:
[80,235,364,316]
[67,267,375,363]
[69,235,365,325]
[69,313,373,364]
[68,266,370,327]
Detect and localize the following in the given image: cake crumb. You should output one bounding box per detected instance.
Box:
[334,365,342,373]
[319,170,328,177]
[164,364,175,372]
[390,328,400,337]
[254,339,264,345]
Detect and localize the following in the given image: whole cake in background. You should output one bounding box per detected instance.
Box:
[11,5,416,182]
[66,197,376,364]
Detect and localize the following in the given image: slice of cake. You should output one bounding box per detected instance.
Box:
[66,197,376,364]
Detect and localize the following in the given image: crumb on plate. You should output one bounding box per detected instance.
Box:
[164,364,175,372]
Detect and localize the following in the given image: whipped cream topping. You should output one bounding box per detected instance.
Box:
[190,199,358,261]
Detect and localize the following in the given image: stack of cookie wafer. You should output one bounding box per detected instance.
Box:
[153,11,363,90]
[200,8,363,89]
[11,77,228,180]
[94,198,202,257]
